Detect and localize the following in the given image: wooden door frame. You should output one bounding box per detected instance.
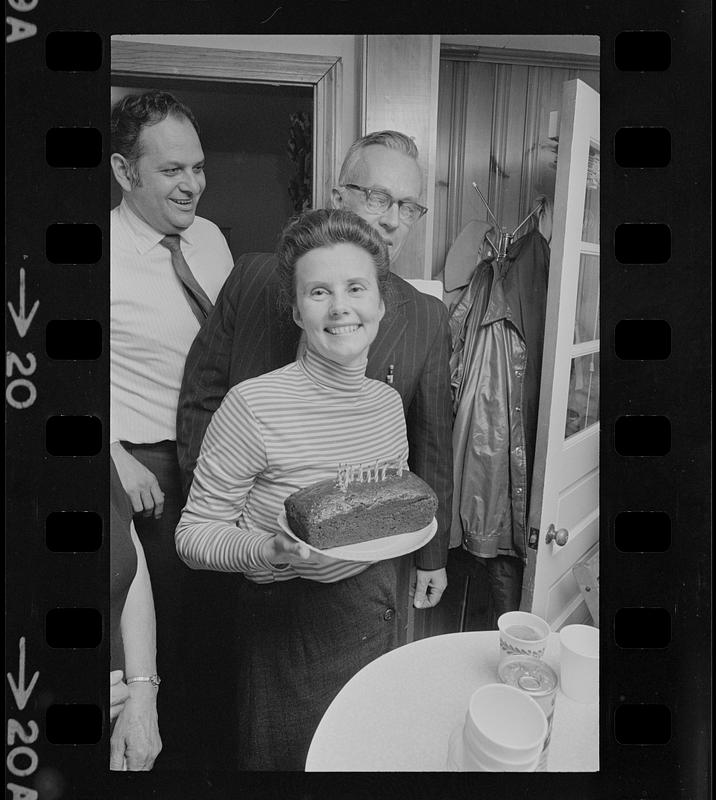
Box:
[440,43,599,69]
[111,40,342,208]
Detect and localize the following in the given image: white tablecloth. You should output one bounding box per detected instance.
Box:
[306,631,598,772]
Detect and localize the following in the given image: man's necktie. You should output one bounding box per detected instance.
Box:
[159,235,213,324]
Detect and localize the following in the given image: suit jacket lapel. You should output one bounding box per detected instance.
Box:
[367,274,410,381]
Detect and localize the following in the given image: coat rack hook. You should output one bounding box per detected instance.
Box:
[471,182,501,230]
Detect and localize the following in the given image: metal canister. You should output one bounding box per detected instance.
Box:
[498,655,558,772]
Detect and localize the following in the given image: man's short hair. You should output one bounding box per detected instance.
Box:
[276,208,390,311]
[110,90,200,179]
[337,130,420,186]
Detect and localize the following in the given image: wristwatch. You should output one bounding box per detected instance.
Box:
[126,674,161,688]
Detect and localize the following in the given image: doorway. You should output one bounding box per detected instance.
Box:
[111,38,342,217]
[433,46,599,281]
[428,46,600,638]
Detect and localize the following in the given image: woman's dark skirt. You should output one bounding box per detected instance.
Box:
[234,556,410,770]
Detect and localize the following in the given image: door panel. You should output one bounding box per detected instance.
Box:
[521,79,600,629]
[557,470,599,531]
[546,569,580,624]
[557,431,598,483]
[574,254,600,343]
[546,568,592,627]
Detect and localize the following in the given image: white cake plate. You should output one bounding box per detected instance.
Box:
[277,511,438,563]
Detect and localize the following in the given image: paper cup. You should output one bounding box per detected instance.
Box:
[498,611,551,660]
[463,683,547,763]
[559,624,599,704]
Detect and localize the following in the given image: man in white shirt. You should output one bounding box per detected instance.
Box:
[110,90,233,768]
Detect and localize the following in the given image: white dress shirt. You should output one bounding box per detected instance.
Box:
[110,200,234,444]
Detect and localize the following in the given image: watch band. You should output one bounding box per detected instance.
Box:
[126,674,161,687]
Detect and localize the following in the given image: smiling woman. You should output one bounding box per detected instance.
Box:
[174,209,418,769]
[292,243,386,367]
[278,210,390,368]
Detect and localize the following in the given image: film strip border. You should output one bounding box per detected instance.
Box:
[605,25,709,800]
[605,28,710,799]
[5,15,711,800]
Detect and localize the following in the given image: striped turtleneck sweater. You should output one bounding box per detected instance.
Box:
[175,347,409,583]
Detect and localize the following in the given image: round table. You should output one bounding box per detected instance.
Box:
[305,631,598,772]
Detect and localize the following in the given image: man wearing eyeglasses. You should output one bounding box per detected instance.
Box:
[334,134,428,258]
[177,132,452,711]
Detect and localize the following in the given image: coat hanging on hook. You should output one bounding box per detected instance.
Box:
[448,228,551,562]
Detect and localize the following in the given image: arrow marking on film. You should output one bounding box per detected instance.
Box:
[7,637,40,711]
[8,268,40,338]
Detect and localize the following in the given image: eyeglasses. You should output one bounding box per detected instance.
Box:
[343,184,428,225]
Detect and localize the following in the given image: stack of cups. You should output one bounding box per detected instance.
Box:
[496,611,556,771]
[446,684,547,771]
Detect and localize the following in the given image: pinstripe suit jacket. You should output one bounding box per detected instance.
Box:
[177,252,453,569]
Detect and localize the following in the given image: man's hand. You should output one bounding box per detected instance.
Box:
[413,568,448,609]
[111,442,165,519]
[110,682,162,771]
[110,670,129,721]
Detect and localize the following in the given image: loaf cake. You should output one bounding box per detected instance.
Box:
[284,463,438,550]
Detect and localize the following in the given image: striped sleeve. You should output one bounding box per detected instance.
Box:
[175,387,276,573]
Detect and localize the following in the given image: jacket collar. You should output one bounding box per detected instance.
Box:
[365,272,411,377]
[384,271,413,312]
[480,230,549,339]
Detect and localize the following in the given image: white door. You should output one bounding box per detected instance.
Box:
[521,79,600,630]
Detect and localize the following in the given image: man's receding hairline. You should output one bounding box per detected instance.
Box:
[133,111,200,161]
[342,144,422,188]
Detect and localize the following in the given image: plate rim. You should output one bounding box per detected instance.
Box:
[277,511,438,563]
